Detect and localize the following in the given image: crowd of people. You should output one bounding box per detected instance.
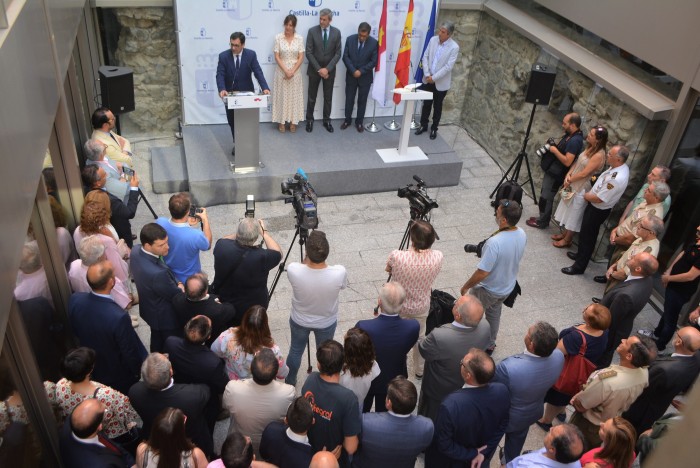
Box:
[8,95,700,468]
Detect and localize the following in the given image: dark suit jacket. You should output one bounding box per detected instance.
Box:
[216,47,269,93]
[163,336,229,395]
[353,411,434,468]
[342,34,378,85]
[622,353,700,434]
[306,25,342,75]
[107,189,138,248]
[129,381,212,457]
[425,384,510,468]
[259,421,313,468]
[18,296,64,381]
[599,276,653,367]
[356,314,419,396]
[59,422,133,468]
[129,245,181,331]
[172,293,238,347]
[68,292,147,395]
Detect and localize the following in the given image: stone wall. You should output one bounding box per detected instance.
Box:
[113,8,179,132]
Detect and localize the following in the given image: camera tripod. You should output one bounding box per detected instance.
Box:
[138,188,158,219]
[490,102,539,205]
[268,224,315,375]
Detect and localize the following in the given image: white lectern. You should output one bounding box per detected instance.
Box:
[226,93,269,173]
[376,86,433,163]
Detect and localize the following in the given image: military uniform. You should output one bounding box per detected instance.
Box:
[615,201,664,238]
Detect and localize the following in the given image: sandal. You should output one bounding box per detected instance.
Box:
[289,124,297,133]
[551,233,565,241]
[278,123,286,133]
[552,239,572,248]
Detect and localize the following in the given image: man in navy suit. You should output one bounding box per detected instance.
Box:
[425,348,510,468]
[353,376,433,468]
[130,223,184,352]
[356,281,419,412]
[493,322,564,464]
[68,260,147,395]
[623,326,700,435]
[341,22,378,133]
[216,31,270,154]
[260,396,314,468]
[59,399,134,468]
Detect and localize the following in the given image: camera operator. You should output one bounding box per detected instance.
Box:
[527,113,584,230]
[156,192,212,283]
[460,200,527,355]
[211,218,281,315]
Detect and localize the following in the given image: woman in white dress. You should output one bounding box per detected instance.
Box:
[272,14,304,133]
[552,125,608,248]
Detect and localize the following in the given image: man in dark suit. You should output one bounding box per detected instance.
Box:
[216,31,270,154]
[260,397,314,468]
[59,399,134,468]
[129,352,213,457]
[341,22,377,133]
[172,271,238,346]
[356,281,418,412]
[598,252,658,368]
[353,376,433,468]
[425,349,510,468]
[130,223,184,352]
[418,294,490,422]
[305,8,342,133]
[68,260,147,395]
[163,315,229,433]
[623,326,700,434]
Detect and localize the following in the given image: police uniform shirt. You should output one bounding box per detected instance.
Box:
[590,164,630,210]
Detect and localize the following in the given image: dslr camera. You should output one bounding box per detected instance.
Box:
[464,239,487,258]
[188,205,204,221]
[535,137,557,157]
[281,169,319,231]
[397,175,439,219]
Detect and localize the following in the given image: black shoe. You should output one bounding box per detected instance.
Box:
[593,275,607,284]
[323,121,334,133]
[561,266,584,275]
[429,129,437,140]
[592,297,601,304]
[340,121,350,130]
[356,123,364,133]
[566,251,577,261]
[306,121,313,132]
[415,126,428,135]
[231,147,235,156]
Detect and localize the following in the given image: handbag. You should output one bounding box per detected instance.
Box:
[558,186,575,201]
[551,329,597,396]
[426,289,456,335]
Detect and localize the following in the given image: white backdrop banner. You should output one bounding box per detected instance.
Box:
[175,0,437,125]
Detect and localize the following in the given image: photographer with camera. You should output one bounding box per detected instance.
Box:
[460,200,527,355]
[527,113,584,230]
[156,192,212,283]
[212,218,281,315]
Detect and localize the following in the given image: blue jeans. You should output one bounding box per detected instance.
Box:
[285,318,337,386]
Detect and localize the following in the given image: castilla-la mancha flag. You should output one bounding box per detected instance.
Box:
[393,0,414,105]
[371,0,388,105]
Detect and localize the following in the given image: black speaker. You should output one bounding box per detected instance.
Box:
[99,66,135,114]
[525,64,556,105]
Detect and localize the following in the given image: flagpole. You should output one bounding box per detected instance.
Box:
[366,100,381,133]
[384,104,401,130]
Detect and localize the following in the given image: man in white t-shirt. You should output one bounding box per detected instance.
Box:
[285,230,348,386]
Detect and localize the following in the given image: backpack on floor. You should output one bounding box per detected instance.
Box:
[493,180,523,207]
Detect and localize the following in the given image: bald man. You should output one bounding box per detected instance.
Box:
[68,260,147,394]
[623,326,700,434]
[309,451,340,468]
[59,399,133,467]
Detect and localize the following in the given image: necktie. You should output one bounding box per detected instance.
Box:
[97,434,121,455]
[323,29,328,49]
[358,41,363,52]
[235,55,240,71]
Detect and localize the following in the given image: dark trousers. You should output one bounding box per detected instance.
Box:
[654,287,690,350]
[362,392,387,413]
[537,172,561,225]
[149,328,179,353]
[573,204,611,272]
[306,71,335,122]
[419,82,448,130]
[344,76,371,125]
[225,106,236,143]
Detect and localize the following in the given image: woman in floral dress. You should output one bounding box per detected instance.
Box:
[271,14,305,132]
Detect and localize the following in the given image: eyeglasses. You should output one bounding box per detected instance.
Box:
[638,225,653,233]
[460,359,471,372]
[500,200,510,208]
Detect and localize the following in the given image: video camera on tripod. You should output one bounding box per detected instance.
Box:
[398,175,439,219]
[281,168,319,231]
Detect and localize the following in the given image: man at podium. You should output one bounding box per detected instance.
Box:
[217,32,270,155]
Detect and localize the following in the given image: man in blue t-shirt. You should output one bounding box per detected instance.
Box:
[156,192,212,283]
[461,200,527,355]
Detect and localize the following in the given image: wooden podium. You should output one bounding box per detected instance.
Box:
[226,93,269,173]
[376,85,433,163]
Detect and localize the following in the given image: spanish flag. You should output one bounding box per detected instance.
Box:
[371,0,388,105]
[393,0,414,104]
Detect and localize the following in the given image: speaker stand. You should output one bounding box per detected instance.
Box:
[490,103,539,205]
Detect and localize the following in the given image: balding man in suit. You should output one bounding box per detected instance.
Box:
[341,22,377,133]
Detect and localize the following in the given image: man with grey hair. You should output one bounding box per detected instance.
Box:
[415,21,460,140]
[83,138,131,202]
[128,352,213,457]
[211,218,281,314]
[563,145,631,275]
[305,8,342,133]
[417,294,490,421]
[620,164,672,220]
[608,181,669,250]
[356,282,419,412]
[14,241,52,305]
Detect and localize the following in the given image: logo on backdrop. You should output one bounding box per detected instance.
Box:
[263,0,279,12]
[350,1,364,12]
[309,0,322,7]
[195,26,213,40]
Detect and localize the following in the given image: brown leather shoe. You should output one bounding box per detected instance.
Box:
[340,121,350,130]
